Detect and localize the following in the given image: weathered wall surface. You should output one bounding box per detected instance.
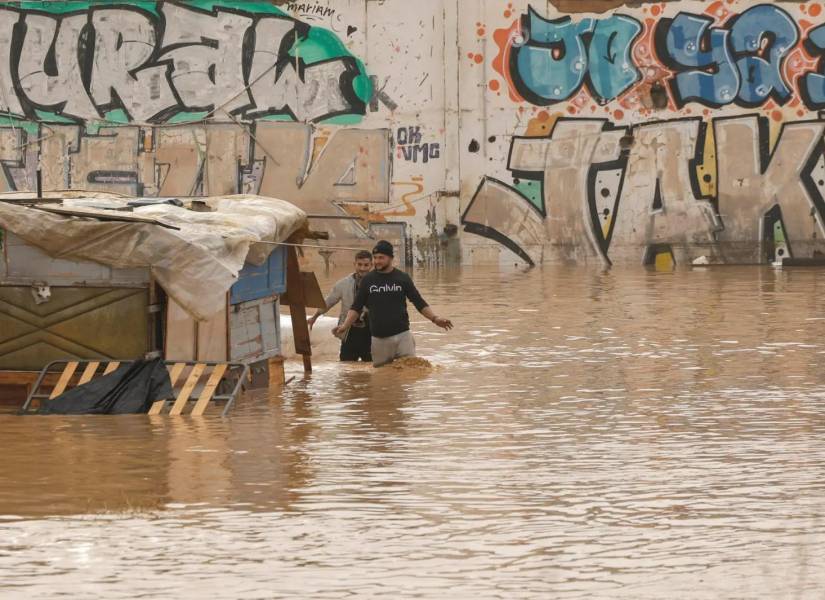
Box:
[3,1,825,268]
[462,0,825,267]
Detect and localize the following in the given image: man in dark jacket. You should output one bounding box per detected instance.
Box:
[333,240,452,366]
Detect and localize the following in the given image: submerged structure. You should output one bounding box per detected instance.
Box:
[0,193,320,403]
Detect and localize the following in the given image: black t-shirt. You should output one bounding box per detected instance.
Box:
[350,268,429,338]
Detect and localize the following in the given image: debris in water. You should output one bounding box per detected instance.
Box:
[388,357,433,371]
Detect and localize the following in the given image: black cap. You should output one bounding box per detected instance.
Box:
[372,240,394,257]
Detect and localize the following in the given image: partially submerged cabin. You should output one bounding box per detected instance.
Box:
[0,193,322,403]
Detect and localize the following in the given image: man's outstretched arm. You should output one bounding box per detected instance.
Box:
[308,283,342,329]
[405,277,452,330]
[419,305,453,330]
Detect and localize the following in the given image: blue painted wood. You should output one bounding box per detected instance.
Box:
[230,246,287,305]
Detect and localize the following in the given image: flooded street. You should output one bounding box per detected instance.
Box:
[3,266,825,598]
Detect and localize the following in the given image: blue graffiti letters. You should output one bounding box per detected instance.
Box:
[588,16,643,103]
[660,5,798,107]
[729,5,798,106]
[802,24,825,108]
[663,13,740,107]
[513,10,594,104]
[511,8,641,105]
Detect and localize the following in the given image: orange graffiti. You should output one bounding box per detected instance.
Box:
[525,111,562,137]
[339,203,387,227]
[492,20,525,103]
[705,1,731,21]
[384,177,424,218]
[619,16,676,113]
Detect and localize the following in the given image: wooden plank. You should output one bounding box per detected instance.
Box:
[149,362,186,415]
[168,362,186,386]
[49,362,78,399]
[148,400,166,415]
[103,361,120,375]
[77,362,100,385]
[169,364,205,415]
[286,246,312,373]
[0,371,41,386]
[191,364,227,416]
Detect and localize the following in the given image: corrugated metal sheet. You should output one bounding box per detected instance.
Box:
[0,286,150,370]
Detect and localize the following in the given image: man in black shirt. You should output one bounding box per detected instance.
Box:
[333,240,452,366]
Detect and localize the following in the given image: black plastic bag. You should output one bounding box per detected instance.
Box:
[39,358,173,415]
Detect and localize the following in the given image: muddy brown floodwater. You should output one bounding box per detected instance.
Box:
[2,266,825,599]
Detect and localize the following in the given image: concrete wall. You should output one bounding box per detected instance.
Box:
[2,1,825,268]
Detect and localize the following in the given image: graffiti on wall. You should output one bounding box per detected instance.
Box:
[395,126,441,164]
[0,1,372,124]
[463,2,825,265]
[489,2,825,114]
[463,111,825,267]
[0,1,394,240]
[0,121,390,236]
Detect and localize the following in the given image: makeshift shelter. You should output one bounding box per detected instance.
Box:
[0,192,322,403]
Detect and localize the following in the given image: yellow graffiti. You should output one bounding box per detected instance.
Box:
[654,251,675,271]
[696,124,717,198]
[602,216,612,242]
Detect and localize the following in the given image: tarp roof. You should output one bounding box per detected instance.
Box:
[0,194,307,320]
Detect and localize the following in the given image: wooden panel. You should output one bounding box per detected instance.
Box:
[166,298,227,362]
[77,362,100,385]
[191,364,227,416]
[280,271,326,309]
[196,307,228,362]
[165,298,197,361]
[230,246,287,305]
[169,364,205,416]
[50,362,78,399]
[229,297,280,363]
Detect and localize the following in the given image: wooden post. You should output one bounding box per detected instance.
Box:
[268,356,286,388]
[286,246,312,373]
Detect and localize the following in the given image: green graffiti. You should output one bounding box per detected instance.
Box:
[514,180,544,213]
[0,1,371,126]
[0,114,37,136]
[290,27,373,107]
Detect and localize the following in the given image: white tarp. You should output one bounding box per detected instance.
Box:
[0,194,307,320]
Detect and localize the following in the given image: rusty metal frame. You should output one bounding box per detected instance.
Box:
[20,359,249,417]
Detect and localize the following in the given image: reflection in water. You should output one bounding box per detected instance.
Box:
[2,267,825,598]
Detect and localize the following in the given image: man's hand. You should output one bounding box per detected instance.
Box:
[433,316,453,330]
[332,325,347,337]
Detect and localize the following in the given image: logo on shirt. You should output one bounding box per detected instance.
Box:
[370,283,403,293]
